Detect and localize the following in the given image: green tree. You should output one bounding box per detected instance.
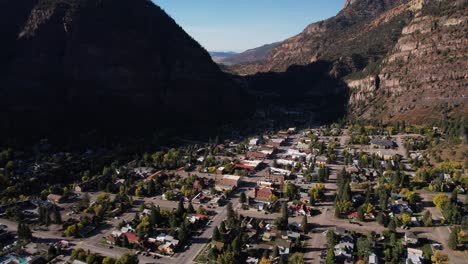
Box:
[217,252,236,264]
[325,249,335,264]
[240,192,247,204]
[448,228,458,250]
[271,245,279,259]
[116,253,138,264]
[301,215,309,233]
[103,257,116,264]
[422,211,432,227]
[52,205,62,224]
[187,201,195,214]
[212,226,221,241]
[176,198,185,217]
[288,252,304,264]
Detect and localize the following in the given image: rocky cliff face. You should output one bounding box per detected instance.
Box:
[232,0,412,75]
[0,0,250,139]
[347,0,468,123]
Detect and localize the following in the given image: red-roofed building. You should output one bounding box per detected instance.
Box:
[254,188,274,201]
[125,232,143,245]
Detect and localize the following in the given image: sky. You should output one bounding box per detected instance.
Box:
[152,0,344,52]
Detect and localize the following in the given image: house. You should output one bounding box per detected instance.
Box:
[124,232,143,245]
[315,156,328,165]
[267,138,285,147]
[370,139,396,149]
[47,194,63,203]
[158,242,176,255]
[215,175,242,191]
[406,248,423,264]
[246,151,269,160]
[376,150,398,160]
[216,167,225,175]
[269,167,291,177]
[286,231,300,240]
[235,160,262,171]
[257,181,273,189]
[404,232,418,245]
[249,138,260,146]
[369,253,378,264]
[105,235,116,245]
[254,188,274,201]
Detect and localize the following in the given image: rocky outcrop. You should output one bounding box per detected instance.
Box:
[347,0,468,123]
[230,0,412,75]
[0,0,250,139]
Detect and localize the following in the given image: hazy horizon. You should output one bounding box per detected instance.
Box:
[152,0,344,52]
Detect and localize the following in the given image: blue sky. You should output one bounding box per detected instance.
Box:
[153,0,344,52]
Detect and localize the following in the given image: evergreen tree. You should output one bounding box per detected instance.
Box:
[187,201,195,214]
[448,229,458,250]
[212,226,221,241]
[240,192,247,204]
[301,215,309,233]
[176,198,185,217]
[388,218,397,232]
[53,205,62,224]
[219,221,227,233]
[325,249,335,264]
[271,245,279,259]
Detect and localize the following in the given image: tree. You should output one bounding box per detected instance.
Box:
[450,189,458,204]
[431,250,449,264]
[433,194,449,208]
[357,237,371,259]
[288,253,304,264]
[325,249,335,264]
[197,205,207,215]
[176,198,185,217]
[52,205,62,224]
[187,201,195,214]
[309,195,315,206]
[212,226,221,241]
[103,257,116,264]
[231,236,241,253]
[178,223,189,244]
[388,218,397,232]
[17,223,32,240]
[240,192,247,204]
[271,245,280,259]
[116,253,138,264]
[422,211,433,227]
[448,229,458,250]
[217,252,236,264]
[259,257,272,264]
[301,215,309,233]
[219,221,227,233]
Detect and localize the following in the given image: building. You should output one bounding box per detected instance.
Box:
[235,160,262,171]
[406,248,423,264]
[124,232,143,245]
[215,175,242,191]
[47,194,63,203]
[404,232,418,245]
[267,138,285,147]
[254,188,274,201]
[376,150,398,160]
[315,156,328,165]
[370,139,396,149]
[249,138,260,146]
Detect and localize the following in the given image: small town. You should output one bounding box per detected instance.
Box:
[0,122,466,264]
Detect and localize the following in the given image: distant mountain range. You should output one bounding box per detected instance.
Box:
[210,42,281,65]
